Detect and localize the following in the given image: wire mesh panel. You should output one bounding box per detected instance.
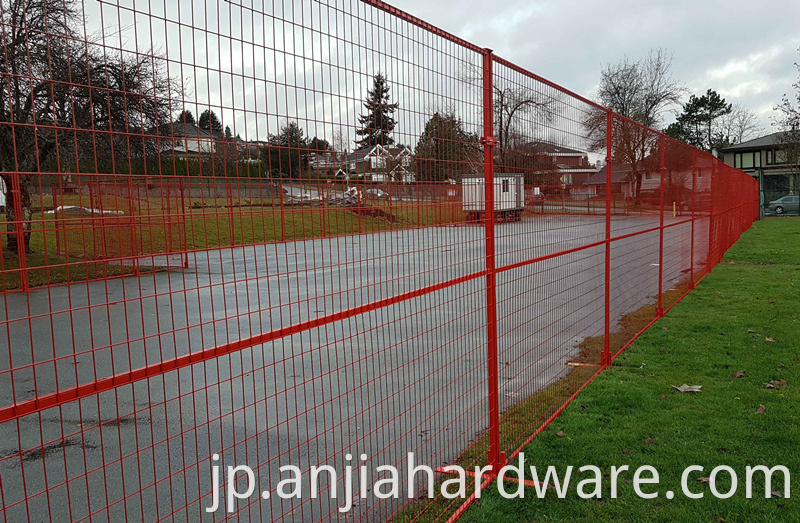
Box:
[0,0,758,521]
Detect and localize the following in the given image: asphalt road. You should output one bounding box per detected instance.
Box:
[0,213,707,521]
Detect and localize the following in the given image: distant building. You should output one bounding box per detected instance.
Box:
[720,131,798,181]
[153,122,215,159]
[517,142,597,186]
[720,131,799,204]
[308,150,343,171]
[345,144,413,174]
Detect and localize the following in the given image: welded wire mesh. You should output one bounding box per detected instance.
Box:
[0,0,758,521]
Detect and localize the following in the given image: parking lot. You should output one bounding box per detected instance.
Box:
[0,213,706,521]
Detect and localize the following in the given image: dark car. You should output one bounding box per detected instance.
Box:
[678,193,713,214]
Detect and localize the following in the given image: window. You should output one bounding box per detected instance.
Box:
[502,179,509,193]
[767,149,787,165]
[734,152,760,169]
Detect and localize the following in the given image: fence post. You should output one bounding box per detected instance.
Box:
[481,48,503,472]
[689,150,697,289]
[10,174,28,292]
[278,177,286,242]
[707,159,716,270]
[227,182,235,246]
[52,182,60,256]
[602,110,612,368]
[656,135,666,317]
[179,177,189,269]
[127,178,139,275]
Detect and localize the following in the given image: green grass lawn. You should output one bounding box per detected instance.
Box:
[0,193,425,290]
[461,217,800,522]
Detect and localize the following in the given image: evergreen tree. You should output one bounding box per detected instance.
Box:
[355,74,399,149]
[666,89,732,152]
[177,110,196,125]
[414,112,480,181]
[309,137,331,152]
[225,125,233,140]
[199,109,223,134]
[264,121,309,177]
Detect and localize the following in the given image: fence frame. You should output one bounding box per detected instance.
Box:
[0,0,760,521]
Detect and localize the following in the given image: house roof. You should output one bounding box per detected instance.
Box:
[154,122,213,139]
[345,144,411,163]
[345,146,380,163]
[584,164,633,185]
[719,131,789,153]
[521,142,588,157]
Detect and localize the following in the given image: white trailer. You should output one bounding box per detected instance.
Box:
[462,173,524,222]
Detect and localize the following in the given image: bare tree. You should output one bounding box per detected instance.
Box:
[586,48,685,204]
[461,64,558,167]
[0,0,176,253]
[596,48,685,128]
[775,53,800,171]
[332,128,349,166]
[714,104,762,147]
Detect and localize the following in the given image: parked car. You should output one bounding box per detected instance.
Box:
[678,192,713,214]
[525,187,545,211]
[767,195,799,215]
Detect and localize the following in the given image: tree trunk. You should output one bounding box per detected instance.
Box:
[4,175,33,254]
[633,172,643,209]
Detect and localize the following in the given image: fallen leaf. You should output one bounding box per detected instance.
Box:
[662,327,668,332]
[778,363,786,369]
[755,404,766,414]
[766,337,775,342]
[621,449,630,455]
[733,371,746,378]
[646,437,656,445]
[698,477,710,484]
[764,380,787,389]
[717,447,727,453]
[556,430,565,438]
[748,329,757,333]
[672,384,702,393]
[772,491,783,498]
[712,515,727,523]
[659,395,668,400]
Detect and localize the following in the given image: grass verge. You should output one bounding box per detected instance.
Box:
[460,217,800,522]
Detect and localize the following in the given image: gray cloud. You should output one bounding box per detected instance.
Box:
[391,0,800,130]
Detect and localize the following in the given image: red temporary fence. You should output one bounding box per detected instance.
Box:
[0,0,757,521]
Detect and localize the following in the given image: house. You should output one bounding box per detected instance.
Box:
[154,122,215,159]
[308,150,343,171]
[346,145,390,173]
[584,163,637,198]
[583,161,663,199]
[583,153,703,201]
[345,144,414,174]
[518,142,597,186]
[387,146,413,169]
[719,131,798,198]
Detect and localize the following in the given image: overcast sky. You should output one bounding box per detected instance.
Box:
[388,0,800,135]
